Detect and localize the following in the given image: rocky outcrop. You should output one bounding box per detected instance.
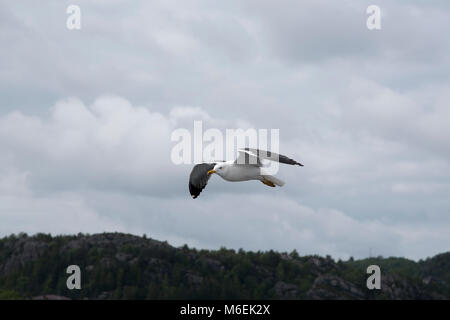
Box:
[0,237,49,275]
[306,274,365,300]
[274,281,299,299]
[32,295,71,300]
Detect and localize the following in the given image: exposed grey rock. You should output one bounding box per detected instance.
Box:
[100,257,115,269]
[423,276,432,285]
[280,253,293,261]
[306,274,365,300]
[380,274,439,299]
[256,265,273,277]
[186,271,203,286]
[204,258,224,271]
[0,239,48,274]
[115,252,131,262]
[97,291,114,300]
[32,295,71,300]
[86,265,94,272]
[274,281,299,299]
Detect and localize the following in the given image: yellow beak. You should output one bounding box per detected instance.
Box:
[207,170,216,175]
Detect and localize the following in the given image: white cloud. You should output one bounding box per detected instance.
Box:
[0,96,179,194]
[338,78,450,157]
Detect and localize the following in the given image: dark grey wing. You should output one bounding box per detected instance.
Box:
[242,148,303,166]
[189,163,216,199]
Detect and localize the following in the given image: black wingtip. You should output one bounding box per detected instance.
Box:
[297,163,304,166]
[190,188,200,199]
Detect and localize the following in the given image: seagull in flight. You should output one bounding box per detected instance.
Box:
[188,148,303,199]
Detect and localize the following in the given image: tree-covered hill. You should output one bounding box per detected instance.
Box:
[0,232,448,299]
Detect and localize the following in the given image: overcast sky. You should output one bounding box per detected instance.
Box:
[1,0,449,260]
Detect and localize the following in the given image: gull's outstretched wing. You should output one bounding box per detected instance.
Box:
[189,163,216,199]
[235,149,263,166]
[236,148,303,166]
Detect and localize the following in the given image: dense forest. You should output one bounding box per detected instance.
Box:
[0,232,448,299]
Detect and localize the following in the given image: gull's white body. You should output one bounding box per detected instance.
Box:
[212,160,285,186]
[214,160,259,182]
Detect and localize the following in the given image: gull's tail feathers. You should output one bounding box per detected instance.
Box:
[262,175,285,187]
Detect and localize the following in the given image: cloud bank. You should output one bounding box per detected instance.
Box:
[0,96,449,260]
